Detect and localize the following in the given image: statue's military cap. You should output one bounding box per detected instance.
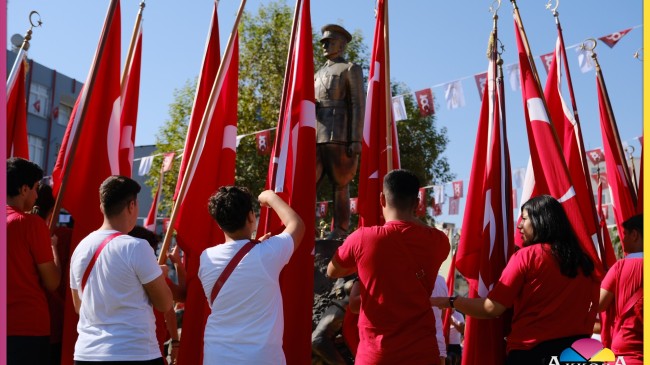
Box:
[320,24,352,43]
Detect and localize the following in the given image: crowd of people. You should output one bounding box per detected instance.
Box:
[6,157,643,364]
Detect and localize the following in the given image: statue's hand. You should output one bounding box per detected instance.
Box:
[346,141,362,157]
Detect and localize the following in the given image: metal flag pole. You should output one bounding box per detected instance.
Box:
[7,11,41,91]
[383,0,393,172]
[121,0,145,88]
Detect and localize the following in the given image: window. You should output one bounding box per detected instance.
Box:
[58,103,72,126]
[28,83,50,118]
[28,134,45,169]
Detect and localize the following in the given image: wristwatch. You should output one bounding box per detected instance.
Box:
[449,295,458,309]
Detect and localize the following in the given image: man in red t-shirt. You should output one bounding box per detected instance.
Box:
[599,214,643,365]
[6,158,61,364]
[327,169,450,365]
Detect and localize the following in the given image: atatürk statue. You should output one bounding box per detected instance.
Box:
[314,24,365,239]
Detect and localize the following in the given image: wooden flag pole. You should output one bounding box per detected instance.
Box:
[264,0,301,230]
[158,0,247,264]
[121,0,145,88]
[591,48,639,203]
[383,0,393,172]
[49,0,119,231]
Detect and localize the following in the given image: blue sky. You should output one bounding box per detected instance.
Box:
[7,0,643,225]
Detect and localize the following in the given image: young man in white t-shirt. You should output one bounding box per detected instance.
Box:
[70,176,173,364]
[199,187,305,365]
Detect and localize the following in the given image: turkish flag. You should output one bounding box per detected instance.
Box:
[544,32,603,270]
[144,174,161,232]
[448,198,459,215]
[455,36,512,365]
[591,172,609,189]
[513,18,603,278]
[171,4,240,364]
[474,71,487,100]
[52,1,122,363]
[256,1,316,363]
[539,51,554,74]
[316,201,328,218]
[452,180,463,198]
[416,187,426,216]
[161,152,175,172]
[358,0,400,228]
[599,28,633,48]
[6,51,29,159]
[586,148,605,165]
[118,20,142,177]
[350,197,359,214]
[256,129,271,155]
[596,66,638,245]
[432,203,442,216]
[414,88,434,117]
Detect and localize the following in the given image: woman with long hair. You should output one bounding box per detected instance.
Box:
[431,195,599,365]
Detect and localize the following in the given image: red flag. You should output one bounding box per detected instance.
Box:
[256,129,271,155]
[358,0,400,227]
[51,2,122,364]
[452,180,463,198]
[350,197,358,214]
[597,180,617,276]
[513,18,603,278]
[416,187,426,216]
[586,148,605,165]
[6,51,29,159]
[432,203,442,216]
[448,198,459,215]
[161,152,175,172]
[596,68,637,245]
[316,201,328,218]
[598,28,633,48]
[539,51,554,74]
[172,4,240,364]
[256,1,315,362]
[414,88,434,117]
[144,175,161,232]
[591,172,609,189]
[543,32,603,270]
[474,71,487,100]
[455,33,513,364]
[118,20,142,177]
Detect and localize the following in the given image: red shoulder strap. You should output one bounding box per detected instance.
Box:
[210,240,259,305]
[81,232,122,291]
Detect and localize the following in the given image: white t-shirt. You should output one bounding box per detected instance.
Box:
[431,274,448,357]
[199,233,294,365]
[449,311,465,345]
[70,230,162,361]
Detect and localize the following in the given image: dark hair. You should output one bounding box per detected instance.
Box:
[622,214,643,237]
[99,176,141,218]
[383,169,420,211]
[7,158,44,197]
[521,195,594,278]
[128,225,160,251]
[208,186,253,233]
[33,181,55,219]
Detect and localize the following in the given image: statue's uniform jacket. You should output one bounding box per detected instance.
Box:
[314,58,365,145]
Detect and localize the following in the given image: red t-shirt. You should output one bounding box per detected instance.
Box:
[7,206,55,336]
[601,256,643,361]
[334,220,450,365]
[488,244,599,352]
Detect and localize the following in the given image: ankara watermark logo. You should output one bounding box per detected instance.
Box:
[548,338,626,365]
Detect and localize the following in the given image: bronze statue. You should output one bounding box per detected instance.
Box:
[314,24,365,239]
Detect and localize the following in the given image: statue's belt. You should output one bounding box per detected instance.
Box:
[316,100,347,108]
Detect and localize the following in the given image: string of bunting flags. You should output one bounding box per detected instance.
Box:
[390,25,641,121]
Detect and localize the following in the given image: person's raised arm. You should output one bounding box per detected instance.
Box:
[167,245,187,302]
[258,190,305,252]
